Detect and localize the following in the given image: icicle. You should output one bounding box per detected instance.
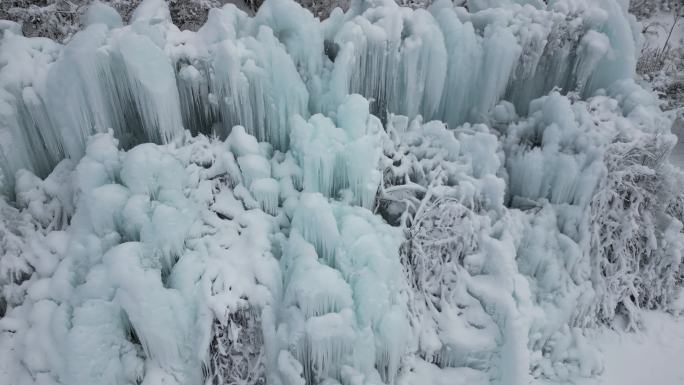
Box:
[177,64,216,137]
[250,178,280,215]
[295,310,355,384]
[207,27,309,151]
[374,308,411,384]
[290,114,344,198]
[289,95,382,208]
[328,4,447,121]
[290,193,339,265]
[111,32,184,144]
[283,232,353,318]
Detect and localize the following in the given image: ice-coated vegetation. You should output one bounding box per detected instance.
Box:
[1,0,683,385]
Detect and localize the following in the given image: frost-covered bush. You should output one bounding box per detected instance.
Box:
[0,199,37,316]
[0,0,85,41]
[590,134,681,327]
[169,0,221,30]
[209,309,266,385]
[0,160,72,318]
[630,0,682,19]
[634,1,684,109]
[0,0,226,41]
[290,0,349,18]
[379,116,536,382]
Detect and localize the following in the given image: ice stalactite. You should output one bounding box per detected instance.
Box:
[204,28,309,149]
[281,194,410,385]
[251,177,280,215]
[282,231,353,318]
[280,232,357,383]
[0,32,62,183]
[290,94,383,209]
[318,0,636,126]
[170,1,311,149]
[290,193,340,265]
[324,3,447,121]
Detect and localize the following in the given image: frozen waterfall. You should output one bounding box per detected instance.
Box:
[0,0,639,194]
[0,1,682,385]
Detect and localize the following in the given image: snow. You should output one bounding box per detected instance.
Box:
[398,311,684,385]
[640,11,684,53]
[534,312,684,385]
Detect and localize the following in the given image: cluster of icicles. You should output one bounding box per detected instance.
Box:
[0,0,637,192]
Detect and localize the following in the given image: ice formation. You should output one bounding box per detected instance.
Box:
[1,0,683,385]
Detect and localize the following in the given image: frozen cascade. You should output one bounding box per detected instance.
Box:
[1,1,683,385]
[0,32,62,180]
[0,0,639,192]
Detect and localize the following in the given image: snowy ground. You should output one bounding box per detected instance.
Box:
[569,312,684,385]
[531,311,684,385]
[596,312,684,385]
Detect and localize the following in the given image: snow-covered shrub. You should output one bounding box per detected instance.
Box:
[168,0,222,31]
[0,0,229,41]
[379,116,535,383]
[634,1,684,110]
[0,159,72,318]
[209,308,266,385]
[630,0,682,19]
[590,133,682,327]
[0,199,36,317]
[0,0,86,41]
